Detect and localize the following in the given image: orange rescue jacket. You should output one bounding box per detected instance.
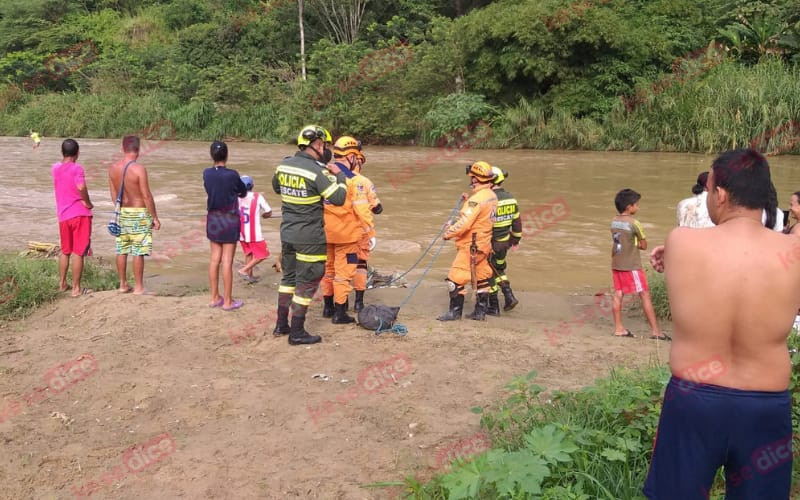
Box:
[324,172,374,243]
[444,184,497,253]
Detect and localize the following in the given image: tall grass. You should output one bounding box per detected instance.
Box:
[1,58,798,153]
[488,58,800,154]
[0,92,283,142]
[0,255,117,322]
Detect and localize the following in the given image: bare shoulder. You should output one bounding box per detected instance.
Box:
[665,226,696,247]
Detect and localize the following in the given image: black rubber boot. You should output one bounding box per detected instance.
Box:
[288,306,321,345]
[486,291,501,316]
[354,290,365,313]
[470,293,488,321]
[273,292,292,336]
[437,293,464,321]
[332,303,355,324]
[322,295,334,318]
[500,282,519,311]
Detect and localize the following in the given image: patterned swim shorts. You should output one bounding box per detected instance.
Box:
[115,207,153,256]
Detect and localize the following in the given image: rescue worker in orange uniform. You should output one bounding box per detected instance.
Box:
[320,136,378,324]
[437,161,498,321]
[350,141,381,313]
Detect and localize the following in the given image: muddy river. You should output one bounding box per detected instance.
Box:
[2,136,800,294]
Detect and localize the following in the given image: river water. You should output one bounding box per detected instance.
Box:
[2,136,800,294]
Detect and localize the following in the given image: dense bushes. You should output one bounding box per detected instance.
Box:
[0,0,799,150]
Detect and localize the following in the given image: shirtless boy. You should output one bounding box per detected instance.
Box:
[108,136,160,294]
[646,149,800,499]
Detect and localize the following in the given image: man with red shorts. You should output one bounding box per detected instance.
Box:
[609,188,666,339]
[51,139,94,296]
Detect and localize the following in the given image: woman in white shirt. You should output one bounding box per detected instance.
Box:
[676,172,714,228]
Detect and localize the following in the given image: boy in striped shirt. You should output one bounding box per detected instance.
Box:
[238,175,272,283]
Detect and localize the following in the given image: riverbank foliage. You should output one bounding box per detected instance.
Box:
[0,255,117,322]
[0,0,799,152]
[396,332,800,499]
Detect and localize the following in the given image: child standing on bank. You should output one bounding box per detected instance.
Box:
[610,189,668,340]
[52,139,93,296]
[237,175,272,283]
[203,141,247,311]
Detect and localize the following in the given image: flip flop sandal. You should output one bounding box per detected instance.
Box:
[222,299,244,312]
[209,298,224,308]
[613,330,635,338]
[649,334,672,341]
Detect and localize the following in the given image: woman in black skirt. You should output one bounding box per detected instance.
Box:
[203,141,247,310]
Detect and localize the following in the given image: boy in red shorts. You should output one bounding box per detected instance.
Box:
[237,175,272,283]
[610,189,667,340]
[51,139,94,296]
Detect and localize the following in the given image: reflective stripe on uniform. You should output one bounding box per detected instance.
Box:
[277,165,318,181]
[497,198,517,206]
[511,231,523,238]
[321,183,344,199]
[495,234,510,242]
[281,194,321,204]
[297,253,327,263]
[292,295,313,306]
[495,257,506,265]
[278,285,296,294]
[493,220,513,228]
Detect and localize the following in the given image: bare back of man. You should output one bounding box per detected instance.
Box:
[645,150,798,500]
[665,220,800,391]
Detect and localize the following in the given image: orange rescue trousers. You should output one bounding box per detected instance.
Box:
[447,248,493,294]
[354,233,371,291]
[320,242,360,304]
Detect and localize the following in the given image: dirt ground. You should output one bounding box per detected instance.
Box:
[0,280,671,500]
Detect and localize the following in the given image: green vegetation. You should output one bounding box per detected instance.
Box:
[394,332,800,499]
[0,255,117,322]
[0,0,798,151]
[646,271,670,321]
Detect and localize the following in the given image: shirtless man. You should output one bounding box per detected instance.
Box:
[646,149,800,499]
[108,136,160,294]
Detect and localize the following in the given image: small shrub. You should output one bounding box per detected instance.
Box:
[0,255,117,322]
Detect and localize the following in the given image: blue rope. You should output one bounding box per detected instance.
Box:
[381,197,462,287]
[374,317,408,337]
[371,196,461,337]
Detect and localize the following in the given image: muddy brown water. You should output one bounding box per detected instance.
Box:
[2,136,800,295]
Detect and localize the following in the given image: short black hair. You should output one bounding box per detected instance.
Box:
[123,135,140,153]
[210,141,228,162]
[711,149,772,212]
[62,139,79,157]
[614,188,641,213]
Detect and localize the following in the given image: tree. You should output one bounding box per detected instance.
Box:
[299,0,306,80]
[309,0,369,44]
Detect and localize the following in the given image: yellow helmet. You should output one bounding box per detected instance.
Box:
[297,125,332,148]
[333,135,362,157]
[491,166,508,185]
[466,161,496,183]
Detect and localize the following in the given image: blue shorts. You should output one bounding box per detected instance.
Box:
[643,376,792,499]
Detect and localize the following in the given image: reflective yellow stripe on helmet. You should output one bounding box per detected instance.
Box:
[281,194,322,204]
[297,253,327,263]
